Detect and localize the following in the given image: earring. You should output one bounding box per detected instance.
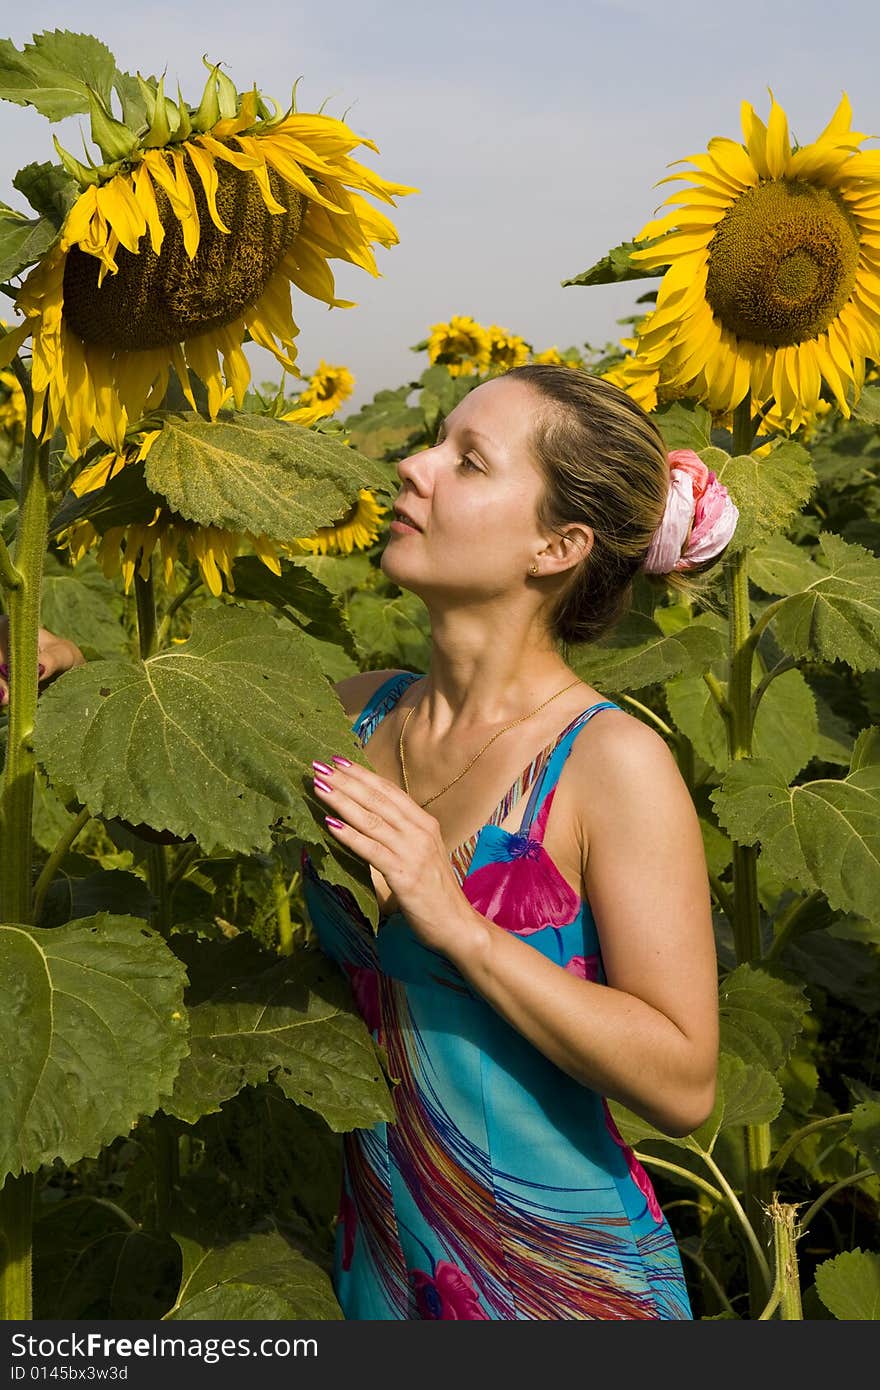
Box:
[529,561,539,575]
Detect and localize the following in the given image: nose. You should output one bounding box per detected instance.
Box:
[396,441,434,485]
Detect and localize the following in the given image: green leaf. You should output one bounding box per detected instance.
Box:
[575,610,725,692]
[711,754,880,920]
[719,964,809,1073]
[750,533,824,598]
[0,913,188,1182]
[666,663,819,782]
[814,1249,880,1319]
[562,240,666,287]
[0,200,57,282]
[32,606,378,921]
[608,1052,783,1158]
[772,533,880,672]
[143,411,395,540]
[164,933,395,1131]
[0,467,15,502]
[850,1101,880,1175]
[853,385,880,427]
[709,441,817,554]
[344,384,424,460]
[655,403,712,452]
[229,555,359,664]
[346,587,430,670]
[0,30,117,121]
[36,869,155,931]
[167,1228,341,1320]
[12,161,78,226]
[33,1197,175,1319]
[40,551,126,660]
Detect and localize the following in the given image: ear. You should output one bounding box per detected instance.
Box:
[544,523,594,575]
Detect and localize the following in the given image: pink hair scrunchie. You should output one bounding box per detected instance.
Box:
[642,448,739,574]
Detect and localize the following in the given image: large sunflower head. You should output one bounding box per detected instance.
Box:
[426,315,491,376]
[629,93,880,431]
[1,61,416,457]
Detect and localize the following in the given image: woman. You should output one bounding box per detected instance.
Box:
[301,365,732,1320]
[1,365,732,1321]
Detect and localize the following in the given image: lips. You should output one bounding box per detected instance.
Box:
[393,508,422,531]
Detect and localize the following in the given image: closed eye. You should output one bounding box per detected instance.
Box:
[459,456,481,472]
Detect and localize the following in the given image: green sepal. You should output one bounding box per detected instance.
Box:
[86,86,138,164]
[141,74,171,148]
[52,134,100,188]
[191,60,221,133]
[215,64,238,119]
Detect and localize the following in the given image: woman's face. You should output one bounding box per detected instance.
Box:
[381,375,553,604]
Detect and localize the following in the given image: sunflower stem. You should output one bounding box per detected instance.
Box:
[0,372,51,1321]
[156,572,202,647]
[134,566,159,660]
[765,1198,803,1319]
[0,1171,35,1322]
[724,394,774,1317]
[32,805,93,924]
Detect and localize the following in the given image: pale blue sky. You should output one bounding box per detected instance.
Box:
[2,1,878,409]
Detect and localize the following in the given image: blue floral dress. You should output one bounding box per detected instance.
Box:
[301,671,692,1320]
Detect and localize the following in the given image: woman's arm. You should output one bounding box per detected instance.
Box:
[445,717,719,1138]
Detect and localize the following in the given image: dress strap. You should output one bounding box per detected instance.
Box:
[352,670,423,744]
[517,701,623,838]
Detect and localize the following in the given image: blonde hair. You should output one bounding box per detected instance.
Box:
[505,365,725,650]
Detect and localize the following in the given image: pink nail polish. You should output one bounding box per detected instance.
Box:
[314,778,334,794]
[325,816,344,829]
[331,755,352,767]
[312,760,334,775]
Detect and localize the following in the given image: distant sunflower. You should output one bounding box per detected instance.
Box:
[61,432,289,597]
[0,67,416,457]
[531,346,584,368]
[0,369,26,442]
[426,315,491,376]
[289,488,388,555]
[629,93,880,430]
[486,325,530,372]
[283,360,355,426]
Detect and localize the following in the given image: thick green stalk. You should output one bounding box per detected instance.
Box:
[724,397,772,1314]
[0,1172,34,1321]
[132,564,179,1225]
[766,1199,803,1319]
[273,860,294,955]
[0,443,51,922]
[0,367,50,1323]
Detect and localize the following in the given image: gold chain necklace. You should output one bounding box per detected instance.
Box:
[399,678,583,808]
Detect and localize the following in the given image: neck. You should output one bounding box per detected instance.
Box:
[411,619,572,738]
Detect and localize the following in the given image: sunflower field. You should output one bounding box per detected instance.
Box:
[1,32,879,1322]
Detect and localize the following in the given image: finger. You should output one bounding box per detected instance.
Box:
[313,775,400,852]
[322,811,396,879]
[323,757,430,829]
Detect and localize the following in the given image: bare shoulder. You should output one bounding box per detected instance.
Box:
[333,668,412,721]
[569,705,694,848]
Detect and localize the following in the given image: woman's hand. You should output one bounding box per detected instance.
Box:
[312,755,478,955]
[0,614,86,706]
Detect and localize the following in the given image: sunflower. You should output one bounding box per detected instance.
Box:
[288,488,389,555]
[531,346,584,368]
[0,66,416,458]
[426,315,491,377]
[0,369,26,442]
[628,93,880,431]
[282,360,355,426]
[61,432,291,597]
[485,325,530,373]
